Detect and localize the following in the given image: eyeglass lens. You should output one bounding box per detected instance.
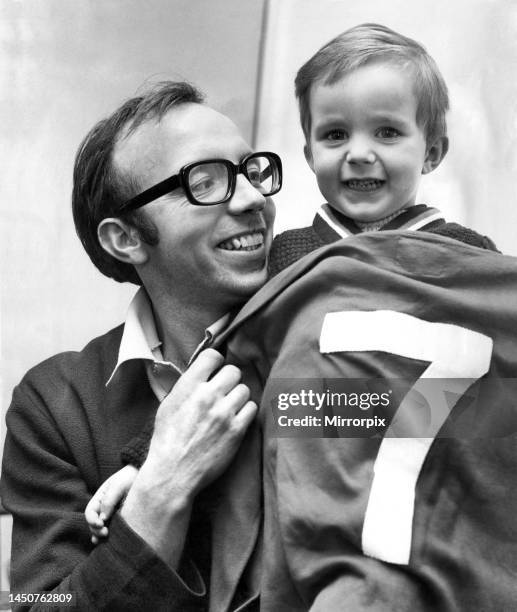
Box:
[187,155,278,204]
[188,162,231,204]
[245,155,276,195]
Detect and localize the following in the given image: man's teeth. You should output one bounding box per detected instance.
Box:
[219,232,264,251]
[345,179,384,191]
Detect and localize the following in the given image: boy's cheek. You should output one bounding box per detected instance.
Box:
[307,146,331,170]
[303,142,317,173]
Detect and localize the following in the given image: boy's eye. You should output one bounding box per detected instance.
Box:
[376,127,401,139]
[325,129,347,141]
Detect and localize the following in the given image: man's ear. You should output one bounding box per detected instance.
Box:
[422,136,449,175]
[304,143,315,173]
[97,218,149,265]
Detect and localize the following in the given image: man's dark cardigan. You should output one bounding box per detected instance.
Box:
[1,325,208,611]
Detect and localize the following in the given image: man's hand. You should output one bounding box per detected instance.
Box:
[120,349,257,569]
[146,348,256,494]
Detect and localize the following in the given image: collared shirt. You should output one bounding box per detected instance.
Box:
[106,288,230,401]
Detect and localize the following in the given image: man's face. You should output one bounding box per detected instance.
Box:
[306,62,430,222]
[113,104,275,311]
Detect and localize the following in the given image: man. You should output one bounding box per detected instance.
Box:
[1,81,281,610]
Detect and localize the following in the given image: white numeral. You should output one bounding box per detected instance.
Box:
[320,310,493,564]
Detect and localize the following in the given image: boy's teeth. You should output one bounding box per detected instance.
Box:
[220,232,264,251]
[345,179,384,191]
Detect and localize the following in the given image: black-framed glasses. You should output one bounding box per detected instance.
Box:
[121,151,282,210]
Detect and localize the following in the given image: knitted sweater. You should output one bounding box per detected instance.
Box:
[268,205,498,278]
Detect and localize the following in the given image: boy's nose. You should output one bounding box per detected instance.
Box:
[344,137,376,165]
[227,173,267,214]
[345,150,376,164]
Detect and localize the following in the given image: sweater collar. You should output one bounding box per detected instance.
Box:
[313,203,444,242]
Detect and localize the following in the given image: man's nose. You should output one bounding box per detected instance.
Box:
[344,135,376,165]
[227,174,267,214]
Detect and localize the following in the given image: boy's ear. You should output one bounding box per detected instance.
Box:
[97,218,149,266]
[422,136,449,175]
[304,143,315,173]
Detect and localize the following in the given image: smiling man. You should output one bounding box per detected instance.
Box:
[1,81,281,611]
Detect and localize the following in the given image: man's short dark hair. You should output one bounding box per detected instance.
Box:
[72,81,205,285]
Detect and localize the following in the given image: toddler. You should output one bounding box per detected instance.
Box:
[268,22,496,276]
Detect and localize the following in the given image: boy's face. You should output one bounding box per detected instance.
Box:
[305,62,446,222]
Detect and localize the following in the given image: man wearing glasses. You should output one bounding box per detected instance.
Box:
[1,81,282,610]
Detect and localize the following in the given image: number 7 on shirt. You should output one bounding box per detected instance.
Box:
[320,310,493,565]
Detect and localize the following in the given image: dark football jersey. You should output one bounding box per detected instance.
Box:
[211,231,517,612]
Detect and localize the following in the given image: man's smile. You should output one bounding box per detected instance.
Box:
[218,231,265,252]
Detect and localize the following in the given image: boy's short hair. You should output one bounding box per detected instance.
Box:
[295,23,449,146]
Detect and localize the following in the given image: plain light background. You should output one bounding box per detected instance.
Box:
[1,0,516,585]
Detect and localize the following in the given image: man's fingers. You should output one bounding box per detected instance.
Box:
[179,349,225,386]
[207,364,243,397]
[160,352,244,416]
[216,382,250,414]
[232,400,258,430]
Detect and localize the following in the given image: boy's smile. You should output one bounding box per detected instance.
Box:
[343,178,386,192]
[305,62,444,223]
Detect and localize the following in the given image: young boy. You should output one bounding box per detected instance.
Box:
[268,22,496,277]
[85,23,504,606]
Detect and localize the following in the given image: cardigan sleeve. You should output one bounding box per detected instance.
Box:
[1,382,206,612]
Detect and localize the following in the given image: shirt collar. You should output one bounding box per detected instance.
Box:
[106,288,230,386]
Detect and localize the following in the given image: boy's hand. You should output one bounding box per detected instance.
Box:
[85,465,139,545]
